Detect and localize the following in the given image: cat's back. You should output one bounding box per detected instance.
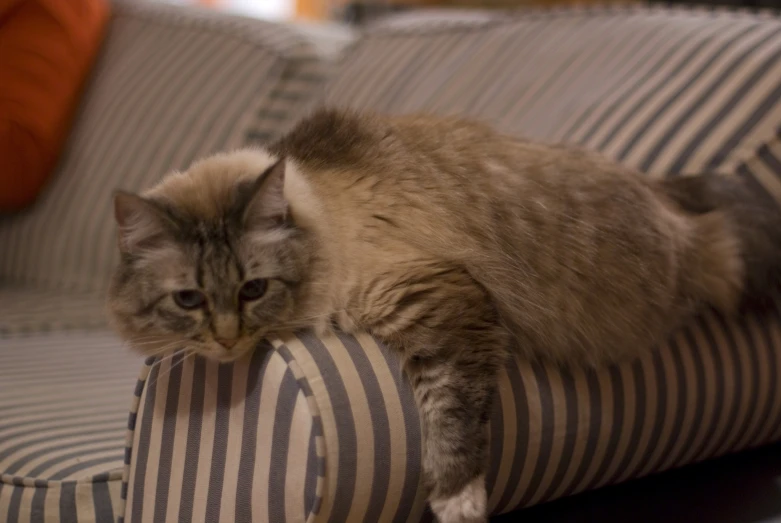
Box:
[271,108,637,189]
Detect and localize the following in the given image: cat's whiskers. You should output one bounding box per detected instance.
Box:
[146,349,197,389]
[126,339,189,358]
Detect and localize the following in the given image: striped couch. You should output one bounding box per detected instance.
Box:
[2,2,781,522]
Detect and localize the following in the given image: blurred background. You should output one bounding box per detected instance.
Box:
[161,0,781,24]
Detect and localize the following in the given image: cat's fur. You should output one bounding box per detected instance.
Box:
[107,109,781,523]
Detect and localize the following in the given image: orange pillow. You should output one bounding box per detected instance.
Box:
[0,0,109,211]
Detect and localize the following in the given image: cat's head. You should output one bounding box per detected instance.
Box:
[107,149,313,362]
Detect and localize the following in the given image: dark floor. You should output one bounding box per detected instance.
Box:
[492,443,781,523]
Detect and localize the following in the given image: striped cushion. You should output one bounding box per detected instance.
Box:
[0,286,107,336]
[124,309,781,521]
[0,330,141,522]
[324,6,781,196]
[0,0,328,294]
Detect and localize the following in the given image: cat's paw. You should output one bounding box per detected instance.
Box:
[429,475,487,523]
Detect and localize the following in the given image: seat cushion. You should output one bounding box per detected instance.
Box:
[0,285,107,336]
[0,328,141,522]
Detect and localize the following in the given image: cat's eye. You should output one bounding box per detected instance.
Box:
[172,290,206,310]
[239,279,268,302]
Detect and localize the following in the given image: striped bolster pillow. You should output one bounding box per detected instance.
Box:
[123,309,781,521]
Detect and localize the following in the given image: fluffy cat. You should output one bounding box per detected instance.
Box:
[107,109,781,523]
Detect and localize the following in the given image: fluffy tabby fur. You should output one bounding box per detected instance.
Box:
[107,109,781,523]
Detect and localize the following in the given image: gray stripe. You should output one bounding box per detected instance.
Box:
[235,345,270,522]
[7,484,22,523]
[613,358,651,482]
[495,357,529,513]
[93,477,115,521]
[517,363,554,507]
[59,481,78,523]
[335,331,392,523]
[651,28,781,173]
[204,363,235,522]
[131,362,160,522]
[690,317,727,463]
[177,357,206,523]
[673,326,708,466]
[268,369,299,522]
[584,366,625,491]
[609,356,656,484]
[729,317,762,451]
[750,306,780,446]
[31,484,47,522]
[651,340,688,473]
[295,331,357,523]
[560,368,602,498]
[304,419,318,518]
[710,315,745,456]
[152,352,185,523]
[538,369,579,504]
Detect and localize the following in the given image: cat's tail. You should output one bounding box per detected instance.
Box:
[660,173,781,310]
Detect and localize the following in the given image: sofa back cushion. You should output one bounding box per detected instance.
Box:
[0,0,328,292]
[323,7,781,204]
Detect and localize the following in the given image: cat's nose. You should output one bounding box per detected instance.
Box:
[215,338,238,349]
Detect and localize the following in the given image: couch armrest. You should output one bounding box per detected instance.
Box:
[122,308,781,522]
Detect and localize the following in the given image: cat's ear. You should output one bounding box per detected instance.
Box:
[113,191,175,254]
[238,157,288,228]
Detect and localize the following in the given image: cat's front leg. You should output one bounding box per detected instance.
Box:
[408,349,501,523]
[378,278,508,523]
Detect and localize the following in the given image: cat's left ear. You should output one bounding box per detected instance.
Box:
[238,157,288,228]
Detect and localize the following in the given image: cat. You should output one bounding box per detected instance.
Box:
[107,109,781,523]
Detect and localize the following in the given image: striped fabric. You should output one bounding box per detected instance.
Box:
[0,330,141,522]
[0,286,107,336]
[125,309,781,522]
[324,6,781,198]
[0,0,329,295]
